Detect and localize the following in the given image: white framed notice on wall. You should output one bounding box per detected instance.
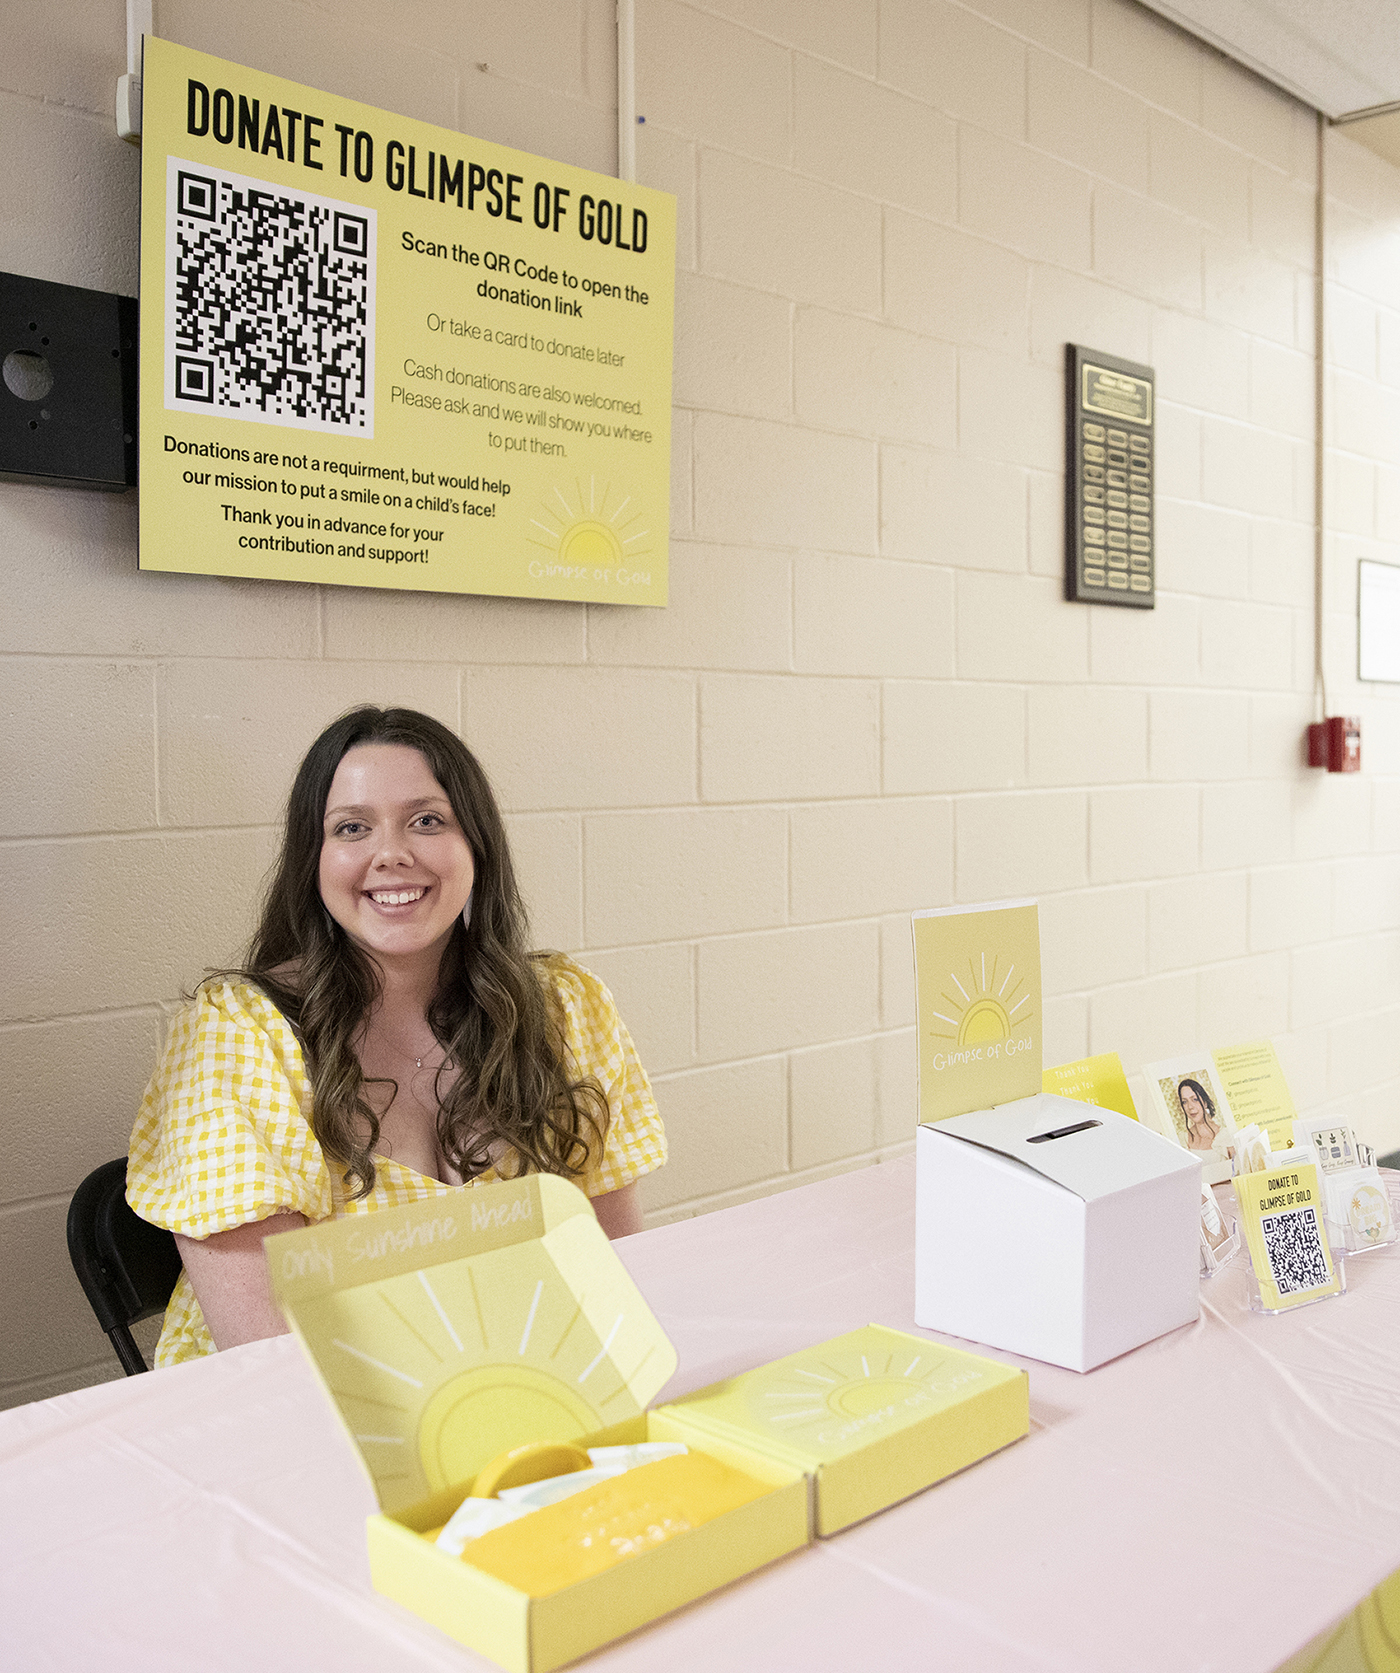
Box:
[1359,559,1400,683]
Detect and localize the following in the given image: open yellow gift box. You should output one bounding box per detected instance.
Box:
[266,1177,1028,1672]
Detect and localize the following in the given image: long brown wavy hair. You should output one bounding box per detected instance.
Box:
[236,706,606,1199]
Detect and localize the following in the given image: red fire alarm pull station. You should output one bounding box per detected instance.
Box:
[1307,717,1361,772]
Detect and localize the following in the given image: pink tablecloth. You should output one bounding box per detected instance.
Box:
[4,1157,1399,1672]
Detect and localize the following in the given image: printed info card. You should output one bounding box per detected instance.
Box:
[913,900,1042,1124]
[1042,1051,1138,1121]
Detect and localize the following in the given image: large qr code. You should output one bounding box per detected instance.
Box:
[165,157,376,435]
[1260,1206,1332,1296]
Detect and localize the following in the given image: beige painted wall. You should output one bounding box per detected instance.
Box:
[3,0,1398,1408]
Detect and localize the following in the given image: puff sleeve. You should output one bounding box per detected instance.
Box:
[127,979,333,1237]
[548,957,667,1198]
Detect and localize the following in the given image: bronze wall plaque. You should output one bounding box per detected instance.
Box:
[1066,344,1154,608]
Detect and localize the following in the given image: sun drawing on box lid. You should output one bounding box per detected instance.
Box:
[749,1340,985,1441]
[528,476,652,573]
[299,1230,673,1514]
[925,949,1033,1048]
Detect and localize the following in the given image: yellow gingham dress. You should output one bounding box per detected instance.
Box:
[127,954,666,1366]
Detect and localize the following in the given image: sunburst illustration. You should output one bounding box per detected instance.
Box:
[527,476,652,570]
[656,1325,1026,1535]
[923,948,1033,1048]
[293,1219,674,1513]
[747,1342,989,1443]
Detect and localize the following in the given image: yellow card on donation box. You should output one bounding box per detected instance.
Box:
[1235,1162,1342,1312]
[266,1179,808,1673]
[1042,1052,1138,1121]
[912,900,1042,1124]
[653,1325,1029,1536]
[138,39,674,605]
[1211,1039,1299,1153]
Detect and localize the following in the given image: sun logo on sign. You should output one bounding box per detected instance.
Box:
[925,951,1033,1047]
[528,477,651,571]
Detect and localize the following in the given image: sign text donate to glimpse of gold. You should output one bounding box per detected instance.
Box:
[138,39,675,604]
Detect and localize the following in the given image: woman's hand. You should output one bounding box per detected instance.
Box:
[175,1211,308,1351]
[591,1182,644,1239]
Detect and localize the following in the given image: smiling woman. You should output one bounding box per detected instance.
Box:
[318,743,478,977]
[126,707,666,1366]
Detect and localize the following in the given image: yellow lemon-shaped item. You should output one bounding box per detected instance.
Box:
[471,1441,594,1500]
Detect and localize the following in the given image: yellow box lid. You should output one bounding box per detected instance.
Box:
[266,1177,678,1515]
[656,1323,1023,1472]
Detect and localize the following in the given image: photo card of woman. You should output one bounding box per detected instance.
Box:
[1141,1055,1239,1186]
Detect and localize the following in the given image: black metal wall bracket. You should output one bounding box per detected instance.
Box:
[0,271,137,492]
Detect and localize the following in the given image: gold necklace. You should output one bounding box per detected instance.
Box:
[363,1008,444,1073]
[385,1029,441,1071]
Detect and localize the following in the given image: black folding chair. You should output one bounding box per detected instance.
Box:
[67,1158,183,1375]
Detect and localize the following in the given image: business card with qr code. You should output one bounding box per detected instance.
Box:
[1236,1162,1341,1311]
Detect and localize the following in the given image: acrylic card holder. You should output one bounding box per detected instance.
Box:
[1234,1161,1346,1317]
[1198,1182,1240,1279]
[1245,1245,1346,1316]
[1323,1180,1400,1257]
[1292,1118,1399,1259]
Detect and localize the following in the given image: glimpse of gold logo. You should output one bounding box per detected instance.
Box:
[1348,1184,1391,1245]
[925,949,1033,1048]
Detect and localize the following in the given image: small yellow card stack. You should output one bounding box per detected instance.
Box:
[1234,1161,1342,1312]
[1042,1051,1138,1121]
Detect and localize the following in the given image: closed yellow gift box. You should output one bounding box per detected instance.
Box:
[654,1322,1029,1535]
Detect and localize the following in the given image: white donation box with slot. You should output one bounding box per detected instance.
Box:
[915,1094,1201,1373]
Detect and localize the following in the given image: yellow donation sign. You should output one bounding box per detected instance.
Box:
[913,900,1043,1122]
[138,39,674,604]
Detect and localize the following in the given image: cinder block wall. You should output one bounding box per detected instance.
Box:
[2,0,1398,1406]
